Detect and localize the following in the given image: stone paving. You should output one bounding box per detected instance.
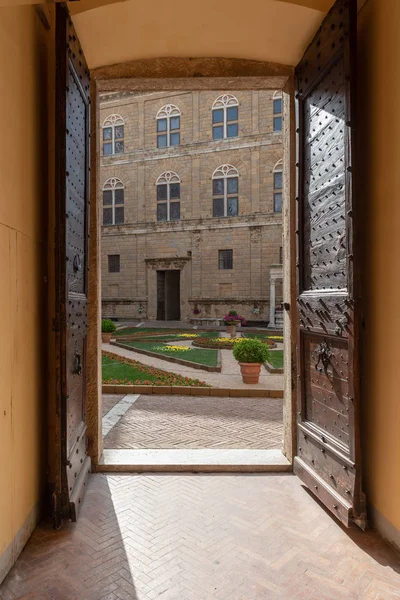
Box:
[2,473,400,600]
[103,394,283,450]
[102,343,284,390]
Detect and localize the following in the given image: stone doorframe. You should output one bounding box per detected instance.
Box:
[86,58,296,468]
[146,257,192,321]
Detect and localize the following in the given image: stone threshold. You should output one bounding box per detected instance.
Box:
[97,449,291,473]
[102,384,284,398]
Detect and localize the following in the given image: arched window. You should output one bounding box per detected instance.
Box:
[273,160,283,213]
[273,92,283,132]
[212,164,239,217]
[212,94,239,140]
[156,171,181,221]
[103,178,124,225]
[156,105,181,148]
[102,115,125,155]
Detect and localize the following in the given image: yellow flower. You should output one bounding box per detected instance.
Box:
[218,337,243,343]
[178,333,198,338]
[154,345,191,352]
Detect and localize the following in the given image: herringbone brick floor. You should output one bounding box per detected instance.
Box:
[103,395,283,449]
[103,395,124,416]
[1,474,399,599]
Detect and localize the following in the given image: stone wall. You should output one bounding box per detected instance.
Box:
[100,90,283,322]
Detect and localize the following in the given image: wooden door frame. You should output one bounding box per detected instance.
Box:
[85,58,298,467]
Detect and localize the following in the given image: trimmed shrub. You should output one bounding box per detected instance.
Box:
[233,338,269,364]
[102,319,117,333]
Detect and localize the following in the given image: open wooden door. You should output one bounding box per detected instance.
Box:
[54,3,91,528]
[294,0,366,529]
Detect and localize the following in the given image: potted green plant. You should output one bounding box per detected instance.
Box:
[233,338,269,384]
[102,319,116,343]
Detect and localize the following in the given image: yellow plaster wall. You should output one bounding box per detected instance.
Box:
[0,4,53,570]
[358,0,400,536]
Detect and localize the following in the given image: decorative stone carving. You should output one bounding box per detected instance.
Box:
[145,257,191,271]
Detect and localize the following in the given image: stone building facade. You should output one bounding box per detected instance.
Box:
[100,90,283,323]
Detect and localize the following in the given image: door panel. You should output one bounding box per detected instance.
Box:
[54,4,91,527]
[157,271,166,320]
[294,0,366,529]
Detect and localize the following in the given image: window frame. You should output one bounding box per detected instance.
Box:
[102,114,125,155]
[273,160,283,213]
[218,249,233,270]
[212,94,239,140]
[156,104,181,148]
[156,171,181,222]
[273,91,283,132]
[102,177,125,226]
[212,164,239,218]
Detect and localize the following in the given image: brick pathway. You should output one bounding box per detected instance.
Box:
[103,395,283,450]
[103,343,284,390]
[1,473,399,599]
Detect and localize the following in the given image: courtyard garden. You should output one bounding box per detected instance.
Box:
[102,326,284,385]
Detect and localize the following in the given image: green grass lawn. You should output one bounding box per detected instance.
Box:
[102,353,209,386]
[123,341,218,367]
[115,327,174,337]
[244,332,273,340]
[115,328,220,338]
[267,350,284,369]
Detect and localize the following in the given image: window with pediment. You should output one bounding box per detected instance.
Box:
[212,164,239,217]
[212,94,239,140]
[103,178,124,225]
[156,105,181,148]
[156,171,181,221]
[273,91,283,132]
[102,114,125,155]
[273,160,283,213]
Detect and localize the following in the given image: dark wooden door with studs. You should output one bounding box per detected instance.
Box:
[294,0,366,529]
[54,3,91,527]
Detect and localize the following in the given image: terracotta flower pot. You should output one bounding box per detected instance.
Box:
[102,332,112,343]
[239,362,262,384]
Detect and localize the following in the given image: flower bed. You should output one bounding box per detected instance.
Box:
[193,336,276,349]
[102,351,210,387]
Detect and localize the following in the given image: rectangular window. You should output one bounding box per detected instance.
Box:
[218,250,233,270]
[227,123,238,138]
[170,132,180,146]
[157,134,167,148]
[273,169,283,213]
[227,106,238,121]
[103,143,113,155]
[279,246,283,264]
[213,125,224,140]
[273,96,283,132]
[213,198,224,217]
[108,255,120,273]
[274,192,283,213]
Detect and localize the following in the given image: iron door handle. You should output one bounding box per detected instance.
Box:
[74,352,82,375]
[314,342,332,373]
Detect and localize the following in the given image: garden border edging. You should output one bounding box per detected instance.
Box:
[102,384,283,398]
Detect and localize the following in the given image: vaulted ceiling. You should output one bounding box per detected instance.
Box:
[2,0,336,69]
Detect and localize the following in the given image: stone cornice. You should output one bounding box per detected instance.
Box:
[145,257,191,270]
